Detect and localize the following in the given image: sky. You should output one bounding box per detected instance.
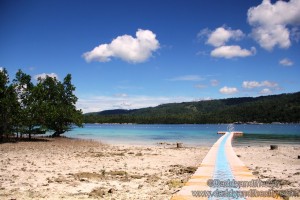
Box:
[1,0,300,113]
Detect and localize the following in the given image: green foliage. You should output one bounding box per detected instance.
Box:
[0,68,83,141]
[35,74,83,136]
[13,69,39,139]
[84,92,300,124]
[0,68,19,140]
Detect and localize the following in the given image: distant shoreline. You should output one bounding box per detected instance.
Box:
[86,122,300,125]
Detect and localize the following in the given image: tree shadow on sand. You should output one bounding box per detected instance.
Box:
[0,136,51,144]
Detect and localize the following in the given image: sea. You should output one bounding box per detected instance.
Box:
[65,124,300,146]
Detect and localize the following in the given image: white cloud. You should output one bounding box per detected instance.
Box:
[211,45,256,59]
[197,28,210,39]
[242,80,278,89]
[206,27,244,47]
[34,73,58,80]
[279,58,294,66]
[210,79,219,86]
[247,0,300,50]
[259,88,272,95]
[77,95,195,113]
[0,67,3,72]
[251,25,291,50]
[219,86,238,95]
[83,29,160,63]
[167,75,204,81]
[261,80,278,88]
[242,81,261,89]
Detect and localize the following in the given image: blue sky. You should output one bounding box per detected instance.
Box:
[1,0,300,113]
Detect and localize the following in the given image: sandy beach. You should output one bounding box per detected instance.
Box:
[234,145,300,199]
[0,138,209,200]
[0,138,299,199]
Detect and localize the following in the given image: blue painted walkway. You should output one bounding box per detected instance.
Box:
[171,132,281,200]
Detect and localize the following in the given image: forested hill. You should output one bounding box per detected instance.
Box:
[84,92,300,124]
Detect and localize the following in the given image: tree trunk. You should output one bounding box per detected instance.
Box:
[52,131,65,137]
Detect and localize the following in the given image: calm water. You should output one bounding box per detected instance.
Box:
[65,124,300,146]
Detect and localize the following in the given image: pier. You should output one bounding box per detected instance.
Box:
[171,132,281,200]
[218,131,243,136]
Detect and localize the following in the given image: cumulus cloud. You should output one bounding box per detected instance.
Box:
[76,95,195,113]
[83,29,160,63]
[219,86,238,95]
[242,81,261,89]
[242,80,278,89]
[0,67,3,72]
[279,58,294,66]
[259,88,272,95]
[198,26,254,59]
[206,27,244,47]
[211,45,256,59]
[248,0,300,50]
[167,75,204,81]
[34,73,58,80]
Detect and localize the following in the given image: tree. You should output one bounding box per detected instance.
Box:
[36,74,83,137]
[13,70,43,139]
[0,68,19,141]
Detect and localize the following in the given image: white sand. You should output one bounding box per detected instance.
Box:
[1,138,299,199]
[234,145,300,199]
[0,138,209,200]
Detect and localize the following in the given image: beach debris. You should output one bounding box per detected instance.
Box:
[270,145,278,150]
[176,143,183,148]
[108,188,115,193]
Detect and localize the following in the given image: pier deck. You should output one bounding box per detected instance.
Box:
[171,132,281,200]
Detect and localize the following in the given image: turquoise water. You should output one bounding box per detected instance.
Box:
[65,124,300,146]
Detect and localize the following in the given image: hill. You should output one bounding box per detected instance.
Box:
[84,92,300,124]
